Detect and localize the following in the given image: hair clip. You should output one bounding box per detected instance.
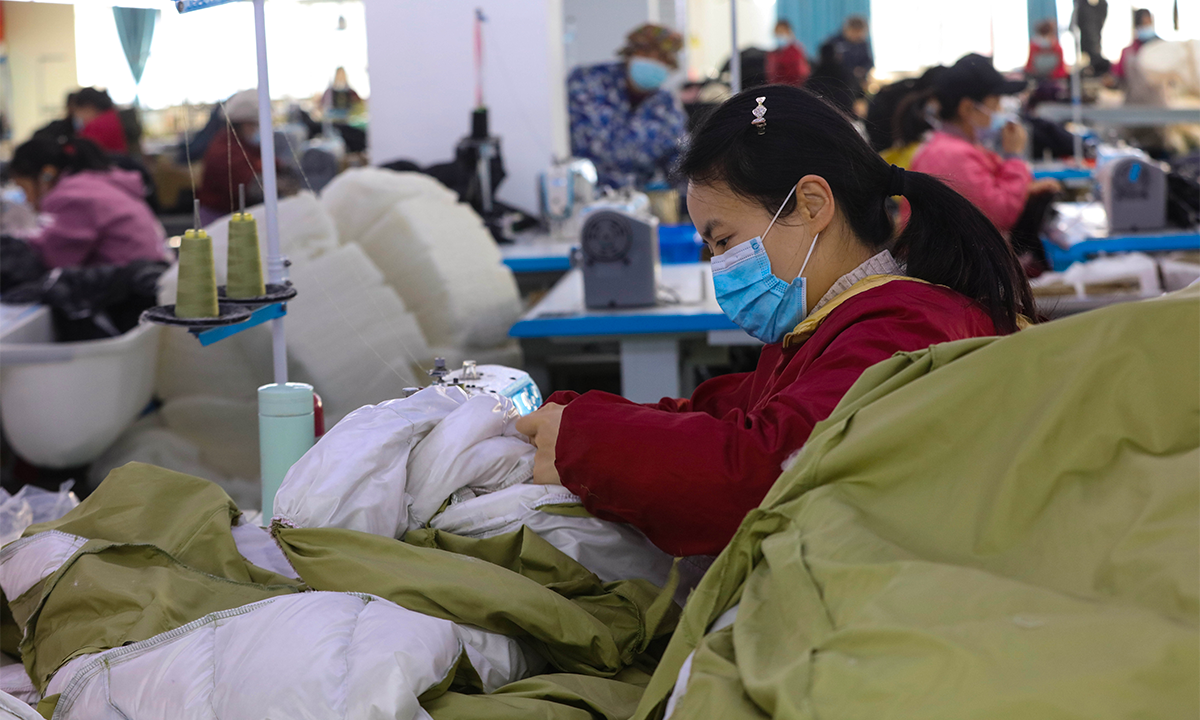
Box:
[751,96,767,135]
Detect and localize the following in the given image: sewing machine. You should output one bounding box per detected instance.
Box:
[578,207,660,309]
[1098,155,1169,233]
[420,359,543,416]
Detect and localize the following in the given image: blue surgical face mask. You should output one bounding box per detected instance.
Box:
[628,57,671,92]
[710,184,820,344]
[774,34,792,49]
[247,130,262,146]
[1136,26,1156,41]
[975,103,1017,146]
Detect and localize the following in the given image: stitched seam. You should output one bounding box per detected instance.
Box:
[341,600,366,720]
[209,623,218,720]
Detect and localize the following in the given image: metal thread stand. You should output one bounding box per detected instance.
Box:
[252,0,289,385]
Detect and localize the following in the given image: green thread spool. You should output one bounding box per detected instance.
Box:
[175,229,219,318]
[227,213,266,299]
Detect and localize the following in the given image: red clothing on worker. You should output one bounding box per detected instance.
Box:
[197,127,262,216]
[1112,36,1156,79]
[766,42,811,87]
[1025,40,1068,79]
[909,130,1032,233]
[77,109,128,155]
[548,279,999,557]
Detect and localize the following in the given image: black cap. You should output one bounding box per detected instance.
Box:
[935,53,1027,111]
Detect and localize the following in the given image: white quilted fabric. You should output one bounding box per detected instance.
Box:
[44,592,527,720]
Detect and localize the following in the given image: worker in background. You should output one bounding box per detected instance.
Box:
[6,136,166,269]
[766,19,810,87]
[879,67,947,169]
[1112,9,1161,91]
[804,40,859,116]
[1072,0,1110,75]
[322,67,363,122]
[1111,9,1167,156]
[909,54,1061,274]
[69,88,129,156]
[517,86,1035,557]
[567,23,687,189]
[31,92,79,144]
[197,89,266,225]
[1025,19,1068,80]
[819,15,874,97]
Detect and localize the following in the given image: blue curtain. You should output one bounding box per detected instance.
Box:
[775,0,871,57]
[1027,0,1059,37]
[112,8,160,89]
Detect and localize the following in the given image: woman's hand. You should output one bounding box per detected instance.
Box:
[1028,177,1063,196]
[1000,121,1028,157]
[515,403,565,486]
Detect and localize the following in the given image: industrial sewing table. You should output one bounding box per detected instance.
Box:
[508,263,755,403]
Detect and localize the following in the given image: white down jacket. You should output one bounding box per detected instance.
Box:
[274,385,677,587]
[0,521,535,720]
[0,388,678,718]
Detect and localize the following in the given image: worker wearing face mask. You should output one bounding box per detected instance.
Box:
[1025,19,1068,80]
[1112,9,1160,87]
[197,89,269,225]
[566,23,687,189]
[765,19,811,87]
[516,87,1035,557]
[909,54,1061,273]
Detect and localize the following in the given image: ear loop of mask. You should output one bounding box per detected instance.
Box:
[764,182,821,282]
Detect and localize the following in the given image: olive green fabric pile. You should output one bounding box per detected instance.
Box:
[634,286,1199,720]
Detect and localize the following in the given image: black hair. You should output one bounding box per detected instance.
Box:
[679,86,1034,334]
[892,89,935,146]
[1133,8,1153,26]
[9,136,111,179]
[844,15,867,32]
[72,87,114,112]
[936,85,986,121]
[1035,19,1057,36]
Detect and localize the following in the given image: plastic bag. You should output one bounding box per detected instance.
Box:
[0,482,80,548]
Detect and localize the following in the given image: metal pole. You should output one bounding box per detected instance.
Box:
[252,0,288,385]
[1070,17,1084,165]
[730,0,741,94]
[675,0,688,80]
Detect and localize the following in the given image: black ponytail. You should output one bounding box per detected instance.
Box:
[10,136,111,180]
[678,85,1034,334]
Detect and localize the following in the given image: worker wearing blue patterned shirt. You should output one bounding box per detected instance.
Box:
[567,24,687,190]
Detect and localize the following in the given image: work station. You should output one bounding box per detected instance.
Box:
[0,0,1197,717]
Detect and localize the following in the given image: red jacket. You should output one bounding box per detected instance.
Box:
[1025,41,1068,79]
[78,109,128,155]
[549,279,999,556]
[766,43,811,87]
[197,127,263,215]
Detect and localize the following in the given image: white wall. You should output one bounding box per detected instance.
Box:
[686,0,774,80]
[563,0,649,70]
[3,1,78,143]
[362,0,567,214]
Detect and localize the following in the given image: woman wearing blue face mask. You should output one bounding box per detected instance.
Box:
[517,85,1036,557]
[1113,8,1160,85]
[910,54,1061,273]
[566,23,687,189]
